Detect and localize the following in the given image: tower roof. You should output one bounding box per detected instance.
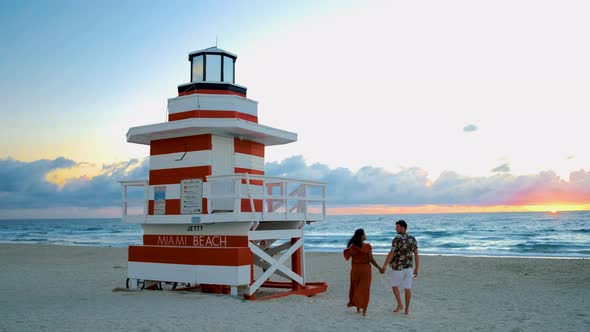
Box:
[188,46,237,60]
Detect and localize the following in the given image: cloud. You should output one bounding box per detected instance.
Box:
[270,156,508,205]
[463,124,478,132]
[1,155,590,217]
[0,157,148,210]
[0,157,74,192]
[491,163,511,173]
[266,156,590,206]
[500,170,590,205]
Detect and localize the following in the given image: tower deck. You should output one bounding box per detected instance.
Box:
[121,173,327,224]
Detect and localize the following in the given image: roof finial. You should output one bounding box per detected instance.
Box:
[215,35,218,47]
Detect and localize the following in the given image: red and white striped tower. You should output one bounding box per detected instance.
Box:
[121,47,328,299]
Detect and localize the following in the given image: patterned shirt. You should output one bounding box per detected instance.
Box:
[389,234,418,270]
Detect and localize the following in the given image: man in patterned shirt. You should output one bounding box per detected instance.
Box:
[381,220,419,314]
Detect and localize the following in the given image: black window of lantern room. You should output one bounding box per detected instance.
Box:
[190,50,236,84]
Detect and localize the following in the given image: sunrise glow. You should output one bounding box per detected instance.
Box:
[45,164,101,188]
[328,204,590,215]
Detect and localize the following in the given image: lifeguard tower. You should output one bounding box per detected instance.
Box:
[120,47,328,299]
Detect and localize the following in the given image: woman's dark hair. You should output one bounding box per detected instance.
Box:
[347,228,365,248]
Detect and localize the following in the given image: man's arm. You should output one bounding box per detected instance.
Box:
[381,249,393,272]
[413,247,419,277]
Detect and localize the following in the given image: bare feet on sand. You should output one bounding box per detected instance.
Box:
[393,306,403,313]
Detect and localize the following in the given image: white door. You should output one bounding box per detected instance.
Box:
[211,135,235,212]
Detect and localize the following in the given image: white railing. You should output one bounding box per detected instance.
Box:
[119,175,328,223]
[119,180,148,223]
[203,174,327,223]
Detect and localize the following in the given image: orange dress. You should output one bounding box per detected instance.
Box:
[343,243,372,310]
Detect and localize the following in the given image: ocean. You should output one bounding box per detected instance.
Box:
[1,211,588,258]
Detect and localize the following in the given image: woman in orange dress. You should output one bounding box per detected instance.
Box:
[343,228,383,316]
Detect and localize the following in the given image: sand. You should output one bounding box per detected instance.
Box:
[0,244,588,332]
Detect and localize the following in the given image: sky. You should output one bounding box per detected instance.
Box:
[1,0,589,218]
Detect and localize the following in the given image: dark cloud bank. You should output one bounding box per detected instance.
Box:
[1,155,589,213]
[0,157,149,209]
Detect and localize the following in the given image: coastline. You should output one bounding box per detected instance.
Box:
[2,212,589,258]
[1,243,589,331]
[3,241,589,260]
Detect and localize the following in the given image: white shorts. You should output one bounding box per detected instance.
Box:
[389,268,414,289]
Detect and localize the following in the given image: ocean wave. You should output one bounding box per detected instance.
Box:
[475,236,505,241]
[513,243,567,253]
[305,232,358,237]
[438,242,470,249]
[418,230,453,237]
[13,237,49,242]
[70,240,104,245]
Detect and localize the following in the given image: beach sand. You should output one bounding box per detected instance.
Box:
[0,244,588,331]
